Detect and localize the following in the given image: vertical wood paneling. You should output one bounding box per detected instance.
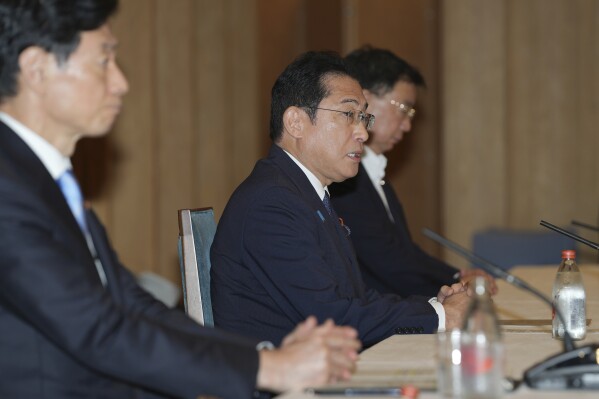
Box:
[194,1,231,220]
[441,0,506,267]
[442,0,599,264]
[155,0,194,282]
[576,0,599,257]
[229,1,260,187]
[78,1,263,281]
[75,1,599,283]
[508,0,580,228]
[343,0,442,255]
[258,0,324,156]
[108,0,157,272]
[305,0,343,51]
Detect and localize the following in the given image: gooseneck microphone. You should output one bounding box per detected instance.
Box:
[422,228,575,352]
[541,220,599,250]
[422,228,599,390]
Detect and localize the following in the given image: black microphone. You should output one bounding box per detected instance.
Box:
[422,228,599,390]
[571,220,599,233]
[541,220,599,250]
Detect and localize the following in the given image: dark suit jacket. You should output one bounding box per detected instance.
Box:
[329,164,458,297]
[210,145,438,349]
[0,122,259,399]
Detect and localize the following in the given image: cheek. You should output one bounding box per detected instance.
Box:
[48,79,97,112]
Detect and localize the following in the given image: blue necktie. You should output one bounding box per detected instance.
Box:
[56,170,87,232]
[56,170,107,286]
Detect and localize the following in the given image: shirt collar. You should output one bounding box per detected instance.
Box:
[0,112,71,179]
[361,145,387,183]
[283,149,328,201]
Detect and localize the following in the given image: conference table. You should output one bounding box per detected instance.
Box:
[278,264,599,398]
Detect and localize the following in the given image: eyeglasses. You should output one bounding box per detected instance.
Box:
[389,100,416,119]
[314,107,375,130]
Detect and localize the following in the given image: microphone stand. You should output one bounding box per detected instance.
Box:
[422,228,599,390]
[541,220,599,250]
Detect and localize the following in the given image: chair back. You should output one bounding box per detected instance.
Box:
[178,208,216,326]
[472,228,577,270]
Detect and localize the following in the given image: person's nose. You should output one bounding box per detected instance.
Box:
[110,61,129,96]
[401,117,412,133]
[355,121,369,143]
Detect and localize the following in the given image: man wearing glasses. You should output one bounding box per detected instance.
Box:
[211,51,470,349]
[330,46,496,298]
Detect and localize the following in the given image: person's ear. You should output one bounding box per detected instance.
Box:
[18,46,51,95]
[282,106,307,139]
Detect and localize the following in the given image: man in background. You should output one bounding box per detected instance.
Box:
[0,1,360,397]
[330,46,495,297]
[211,51,470,349]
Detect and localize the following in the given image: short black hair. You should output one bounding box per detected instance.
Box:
[345,45,425,96]
[0,0,119,102]
[269,51,352,142]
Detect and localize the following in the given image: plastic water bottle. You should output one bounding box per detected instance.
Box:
[552,250,586,340]
[460,276,504,398]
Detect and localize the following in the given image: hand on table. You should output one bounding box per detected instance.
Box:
[257,316,361,393]
[459,269,498,295]
[437,282,471,330]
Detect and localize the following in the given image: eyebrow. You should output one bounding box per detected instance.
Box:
[102,42,119,52]
[340,98,369,111]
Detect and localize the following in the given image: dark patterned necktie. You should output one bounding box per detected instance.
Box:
[323,191,350,236]
[322,191,334,216]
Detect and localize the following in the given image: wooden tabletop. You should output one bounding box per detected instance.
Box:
[277,264,599,398]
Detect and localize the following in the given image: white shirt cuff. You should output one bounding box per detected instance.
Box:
[429,297,445,332]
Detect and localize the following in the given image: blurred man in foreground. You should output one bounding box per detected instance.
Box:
[0,1,359,397]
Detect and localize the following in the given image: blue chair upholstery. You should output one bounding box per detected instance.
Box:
[177,208,216,326]
[472,228,577,270]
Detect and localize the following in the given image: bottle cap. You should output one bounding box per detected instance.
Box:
[561,250,576,259]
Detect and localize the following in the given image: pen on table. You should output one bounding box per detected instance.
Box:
[305,385,419,398]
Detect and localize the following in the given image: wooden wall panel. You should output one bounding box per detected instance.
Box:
[194,0,231,220]
[75,1,261,283]
[342,0,443,255]
[506,0,599,261]
[441,0,507,267]
[228,2,260,186]
[109,0,157,272]
[442,0,599,265]
[257,0,301,155]
[73,0,599,284]
[508,0,581,228]
[155,0,194,280]
[194,0,259,217]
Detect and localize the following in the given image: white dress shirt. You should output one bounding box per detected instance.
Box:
[0,112,107,286]
[0,112,71,179]
[361,146,394,222]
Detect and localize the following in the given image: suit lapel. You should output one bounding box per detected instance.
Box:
[269,145,365,295]
[381,178,412,241]
[86,210,120,298]
[356,164,394,222]
[0,122,94,263]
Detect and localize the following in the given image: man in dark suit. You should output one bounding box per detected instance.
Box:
[211,51,470,349]
[0,1,360,397]
[330,46,495,298]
